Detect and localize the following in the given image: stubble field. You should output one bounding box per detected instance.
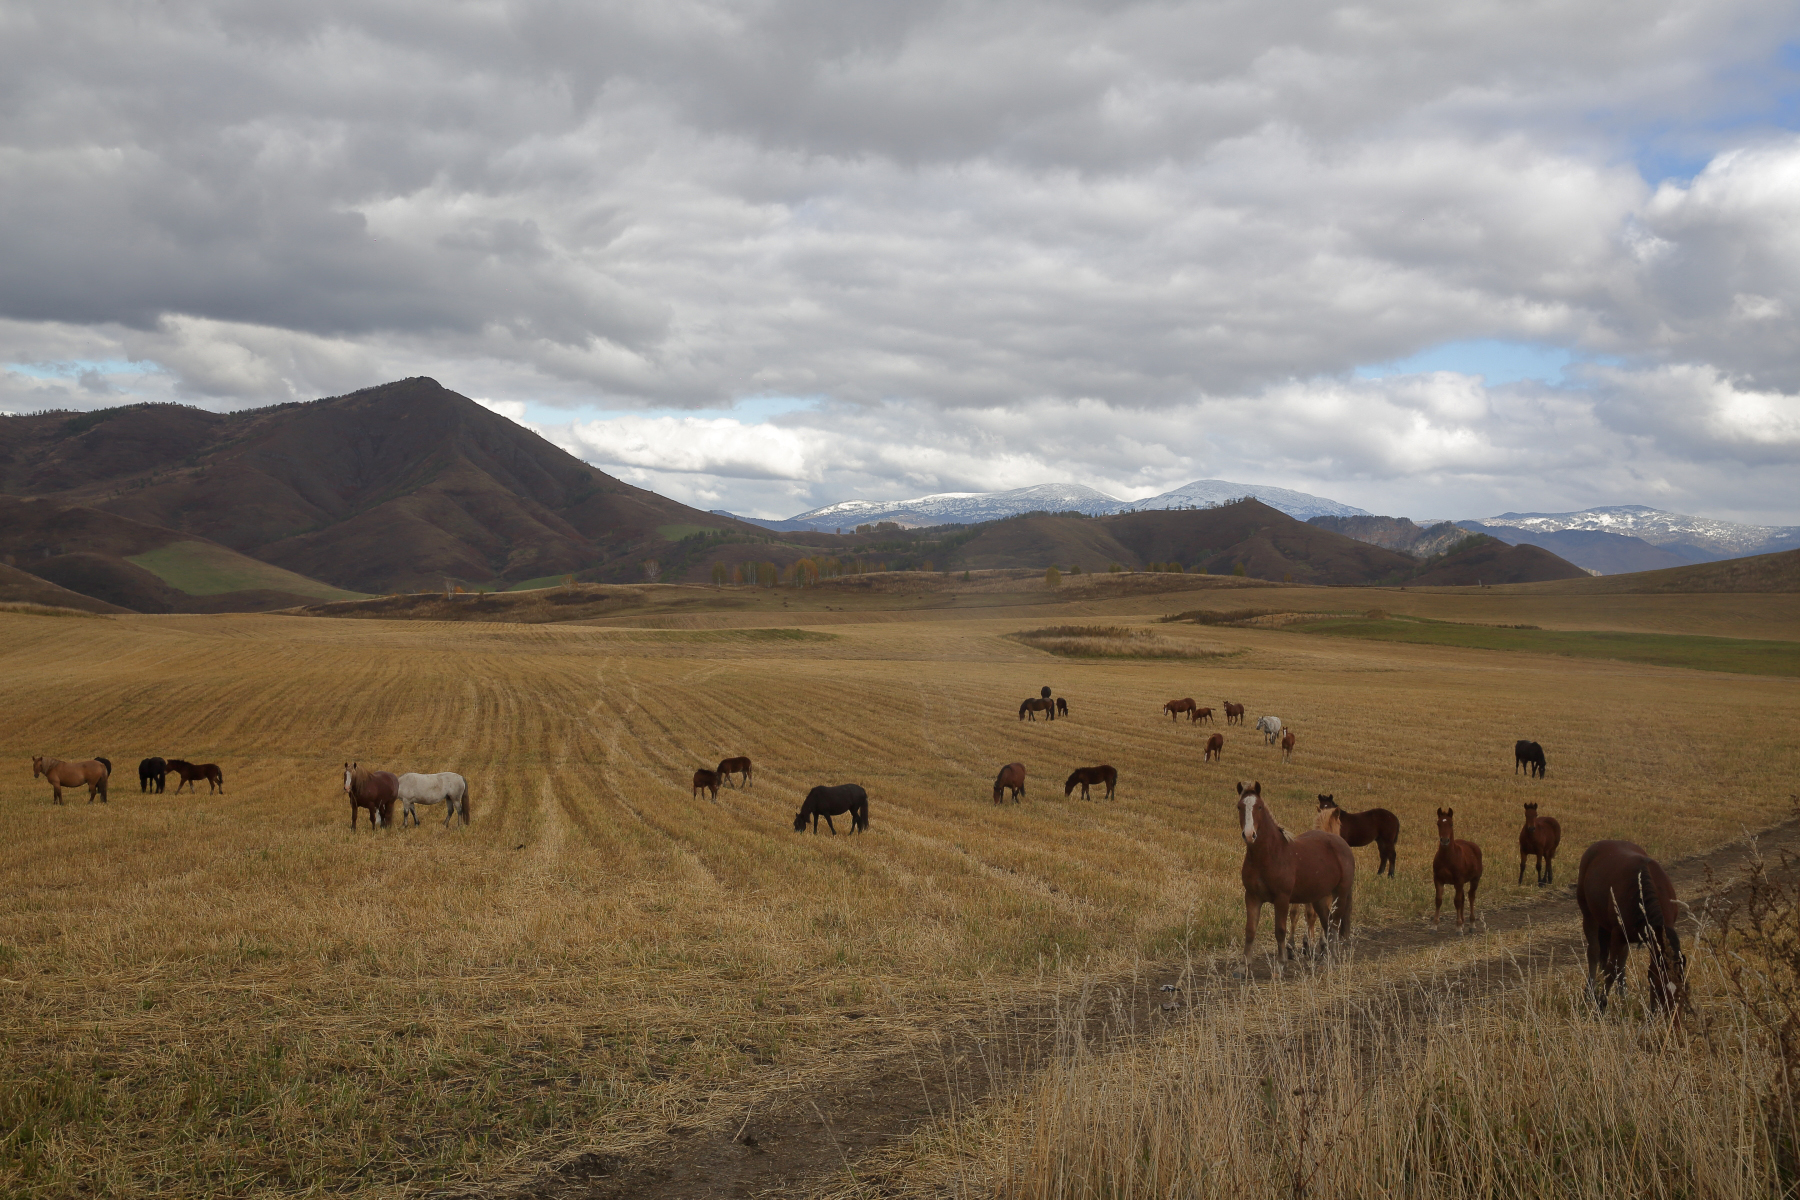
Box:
[1,578,1796,1197]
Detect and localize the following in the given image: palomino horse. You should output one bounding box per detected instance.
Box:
[167,759,224,794]
[1280,729,1296,762]
[1517,802,1561,886]
[138,756,166,793]
[992,762,1027,804]
[398,771,469,828]
[1019,697,1055,722]
[693,769,721,801]
[1163,698,1198,721]
[1514,740,1547,778]
[1064,765,1117,801]
[716,756,753,788]
[1432,808,1484,932]
[1223,702,1246,725]
[1237,781,1354,967]
[1576,840,1684,1015]
[1315,795,1400,878]
[32,755,111,804]
[343,763,398,829]
[794,784,868,834]
[1204,732,1224,762]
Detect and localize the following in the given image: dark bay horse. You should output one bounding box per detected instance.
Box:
[138,756,166,793]
[794,784,868,834]
[1576,840,1684,1015]
[1055,697,1068,718]
[1514,740,1547,778]
[33,755,110,804]
[716,756,753,788]
[1237,782,1354,967]
[693,769,721,801]
[1517,802,1562,886]
[992,762,1027,804]
[1432,808,1483,932]
[1204,732,1224,762]
[1020,697,1055,721]
[1163,698,1198,721]
[1315,795,1399,878]
[343,763,397,829]
[1224,701,1246,725]
[1064,765,1117,801]
[168,759,223,794]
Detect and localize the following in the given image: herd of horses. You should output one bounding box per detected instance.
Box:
[29,754,223,804]
[342,763,470,829]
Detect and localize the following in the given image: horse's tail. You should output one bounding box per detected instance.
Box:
[95,757,112,776]
[461,782,471,825]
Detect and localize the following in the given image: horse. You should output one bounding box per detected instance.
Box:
[1517,802,1561,886]
[343,763,398,829]
[1224,701,1246,725]
[716,756,753,788]
[397,771,469,828]
[1432,807,1484,932]
[693,769,721,801]
[1256,715,1283,744]
[1236,781,1354,968]
[1041,686,1053,699]
[992,762,1027,805]
[32,755,110,804]
[1193,706,1214,724]
[1315,795,1399,878]
[167,759,224,794]
[1055,698,1068,718]
[1064,765,1117,801]
[1163,698,1198,721]
[1204,732,1224,762]
[794,784,868,834]
[1020,697,1055,722]
[1576,840,1684,1015]
[1280,728,1296,762]
[138,756,166,793]
[1514,739,1547,778]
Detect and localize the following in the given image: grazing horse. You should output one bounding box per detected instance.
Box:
[1224,702,1246,725]
[138,756,167,793]
[794,784,869,834]
[1256,715,1283,744]
[1514,740,1547,778]
[32,755,110,804]
[1576,840,1684,1015]
[1163,698,1198,721]
[1432,808,1484,932]
[1064,765,1117,801]
[693,769,721,801]
[343,763,398,829]
[1237,781,1354,967]
[716,756,753,788]
[167,759,224,794]
[1315,795,1399,878]
[1280,728,1295,762]
[1517,802,1561,886]
[1020,697,1055,722]
[1055,697,1068,718]
[1193,706,1214,724]
[1204,732,1225,762]
[397,771,469,828]
[992,762,1027,805]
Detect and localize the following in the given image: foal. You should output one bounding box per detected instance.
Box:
[1517,802,1562,886]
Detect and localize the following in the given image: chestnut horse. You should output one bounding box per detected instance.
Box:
[1064,765,1117,801]
[1193,706,1214,724]
[1315,795,1399,877]
[343,763,397,829]
[1019,697,1055,722]
[1204,732,1224,762]
[794,784,868,834]
[1517,802,1562,886]
[1237,781,1354,967]
[1223,701,1246,725]
[1163,698,1198,721]
[1432,808,1483,932]
[167,759,224,794]
[1280,728,1296,762]
[693,769,721,801]
[716,756,753,788]
[1576,840,1684,1015]
[32,755,111,804]
[992,762,1026,804]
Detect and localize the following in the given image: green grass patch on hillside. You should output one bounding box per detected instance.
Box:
[126,542,366,600]
[507,574,575,592]
[1292,614,1800,676]
[656,523,716,541]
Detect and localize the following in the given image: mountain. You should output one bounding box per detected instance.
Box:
[1472,505,1800,561]
[1458,524,1694,575]
[1308,515,1469,558]
[1406,537,1590,587]
[1125,480,1369,519]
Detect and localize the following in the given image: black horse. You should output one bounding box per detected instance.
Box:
[138,756,167,793]
[794,784,869,835]
[1514,740,1547,779]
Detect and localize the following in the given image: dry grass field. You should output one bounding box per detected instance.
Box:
[1,575,1797,1197]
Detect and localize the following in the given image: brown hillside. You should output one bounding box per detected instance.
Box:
[1308,514,1468,558]
[1500,547,1800,595]
[0,562,130,613]
[1407,538,1588,586]
[948,515,1139,571]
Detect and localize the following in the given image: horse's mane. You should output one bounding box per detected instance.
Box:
[348,764,377,786]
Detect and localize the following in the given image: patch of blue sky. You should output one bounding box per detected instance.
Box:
[1356,339,1592,386]
[516,393,821,428]
[4,358,155,379]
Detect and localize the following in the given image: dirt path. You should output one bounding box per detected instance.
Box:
[476,818,1800,1200]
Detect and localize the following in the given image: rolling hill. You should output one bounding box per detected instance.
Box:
[1405,536,1590,587]
[1500,547,1800,594]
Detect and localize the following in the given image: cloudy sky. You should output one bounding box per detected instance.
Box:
[2,1,1797,523]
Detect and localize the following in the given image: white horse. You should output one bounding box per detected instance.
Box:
[1256,715,1283,745]
[397,771,469,828]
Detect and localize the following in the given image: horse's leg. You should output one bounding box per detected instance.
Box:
[1467,876,1480,928]
[1242,897,1262,970]
[1273,897,1293,961]
[1544,856,1554,888]
[1518,852,1527,886]
[824,814,837,834]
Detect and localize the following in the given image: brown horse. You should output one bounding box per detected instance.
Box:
[1280,728,1295,762]
[1055,697,1069,718]
[1163,697,1198,721]
[1204,732,1224,762]
[693,769,721,801]
[343,763,397,829]
[716,756,753,788]
[1576,840,1684,1015]
[1019,697,1055,722]
[32,755,111,804]
[1315,795,1399,877]
[1064,765,1117,801]
[1237,781,1354,968]
[1193,705,1214,724]
[992,762,1026,804]
[1223,701,1246,725]
[1517,802,1562,886]
[1432,808,1484,932]
[167,759,224,794]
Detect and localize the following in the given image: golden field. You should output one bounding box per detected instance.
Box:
[1,574,1797,1197]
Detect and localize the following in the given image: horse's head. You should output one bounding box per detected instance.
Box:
[1316,794,1336,811]
[31,754,45,779]
[1063,773,1078,797]
[1649,934,1688,1017]
[1236,781,1263,843]
[1436,807,1455,846]
[792,809,809,832]
[343,762,358,796]
[1522,802,1538,828]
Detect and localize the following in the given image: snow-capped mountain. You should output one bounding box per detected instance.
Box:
[1127,480,1369,520]
[1475,505,1800,560]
